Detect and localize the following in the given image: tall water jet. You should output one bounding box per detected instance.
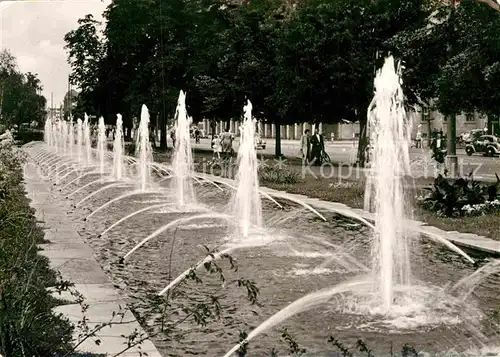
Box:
[171,91,195,206]
[97,117,106,175]
[76,118,83,162]
[44,117,53,146]
[61,120,68,155]
[136,105,153,191]
[68,118,75,157]
[364,56,413,311]
[52,120,59,151]
[83,114,92,164]
[231,100,262,238]
[112,114,125,180]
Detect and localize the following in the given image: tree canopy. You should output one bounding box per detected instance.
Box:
[0,49,46,130]
[64,0,500,152]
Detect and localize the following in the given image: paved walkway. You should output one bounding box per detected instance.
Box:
[24,164,161,356]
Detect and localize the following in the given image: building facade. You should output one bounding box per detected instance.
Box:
[196,108,490,141]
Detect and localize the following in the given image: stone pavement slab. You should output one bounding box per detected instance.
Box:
[24,163,162,357]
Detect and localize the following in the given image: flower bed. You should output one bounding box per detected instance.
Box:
[462,199,500,216]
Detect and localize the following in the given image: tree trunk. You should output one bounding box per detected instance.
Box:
[123,105,133,141]
[446,114,458,177]
[275,119,282,158]
[160,111,167,150]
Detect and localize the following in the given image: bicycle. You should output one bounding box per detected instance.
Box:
[321,151,331,163]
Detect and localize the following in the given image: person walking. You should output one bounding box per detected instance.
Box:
[220,128,234,160]
[300,129,310,165]
[416,130,422,148]
[212,134,222,159]
[309,128,325,166]
[149,125,156,149]
[195,127,200,143]
[170,129,176,148]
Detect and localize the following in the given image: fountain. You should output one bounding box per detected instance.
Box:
[44,117,53,146]
[97,117,106,176]
[21,64,500,356]
[52,120,59,152]
[364,56,413,311]
[112,114,125,180]
[76,118,83,162]
[231,100,262,238]
[136,105,153,191]
[221,56,487,357]
[68,118,75,157]
[171,90,195,206]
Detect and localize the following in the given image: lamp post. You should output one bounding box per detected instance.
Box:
[447,114,458,177]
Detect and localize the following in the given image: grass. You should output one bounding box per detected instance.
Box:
[265,178,366,209]
[418,210,500,241]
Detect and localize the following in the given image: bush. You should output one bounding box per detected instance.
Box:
[13,129,44,144]
[0,147,73,355]
[419,172,500,217]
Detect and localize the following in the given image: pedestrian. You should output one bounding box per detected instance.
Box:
[300,129,310,165]
[195,128,200,143]
[212,134,222,159]
[309,128,325,166]
[149,126,156,149]
[220,128,233,160]
[416,130,422,148]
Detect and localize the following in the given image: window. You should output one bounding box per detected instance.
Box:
[466,113,475,122]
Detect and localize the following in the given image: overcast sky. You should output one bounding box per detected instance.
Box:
[0,0,110,106]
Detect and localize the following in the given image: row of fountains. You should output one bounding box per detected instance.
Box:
[30,57,500,355]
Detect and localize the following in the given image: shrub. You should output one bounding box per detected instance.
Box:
[258,165,300,185]
[13,129,44,144]
[0,147,73,356]
[419,172,500,217]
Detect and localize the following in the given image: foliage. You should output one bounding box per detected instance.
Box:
[419,173,500,217]
[258,164,300,185]
[0,49,46,129]
[394,1,500,120]
[328,336,418,357]
[435,2,500,117]
[64,15,105,120]
[14,129,44,144]
[63,0,433,127]
[0,147,74,356]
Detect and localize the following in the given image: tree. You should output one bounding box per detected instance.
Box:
[397,0,500,136]
[272,0,431,164]
[64,14,105,117]
[0,50,46,129]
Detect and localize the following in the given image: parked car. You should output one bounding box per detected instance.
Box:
[465,135,500,157]
[255,136,266,150]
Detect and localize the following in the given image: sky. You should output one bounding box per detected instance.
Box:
[0,0,110,107]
